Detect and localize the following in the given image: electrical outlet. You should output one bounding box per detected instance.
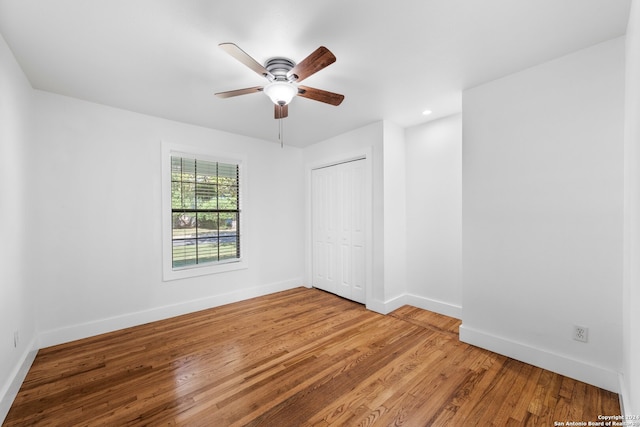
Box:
[573,325,588,343]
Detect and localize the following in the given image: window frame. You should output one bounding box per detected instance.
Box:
[162,142,248,281]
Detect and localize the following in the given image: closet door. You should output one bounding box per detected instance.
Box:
[312,159,365,303]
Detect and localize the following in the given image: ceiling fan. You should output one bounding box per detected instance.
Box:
[214,43,344,119]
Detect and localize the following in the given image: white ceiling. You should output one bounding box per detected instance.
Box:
[0,0,631,147]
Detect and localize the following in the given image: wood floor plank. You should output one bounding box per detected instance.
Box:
[473,358,527,426]
[308,334,448,425]
[4,287,620,426]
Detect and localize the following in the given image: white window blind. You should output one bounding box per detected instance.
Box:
[170,156,241,268]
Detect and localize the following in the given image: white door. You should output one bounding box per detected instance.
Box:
[312,159,366,303]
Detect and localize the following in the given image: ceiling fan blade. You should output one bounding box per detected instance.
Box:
[297,85,344,106]
[219,43,274,80]
[274,104,288,119]
[287,46,336,82]
[215,86,263,98]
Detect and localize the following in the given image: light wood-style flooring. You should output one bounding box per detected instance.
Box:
[4,287,620,426]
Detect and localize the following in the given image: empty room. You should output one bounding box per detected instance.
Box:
[1,0,640,425]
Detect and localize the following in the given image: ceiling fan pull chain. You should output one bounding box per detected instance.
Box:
[280,113,284,148]
[277,105,283,148]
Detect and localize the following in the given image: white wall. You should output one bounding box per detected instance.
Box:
[29,90,305,346]
[623,0,640,416]
[0,33,38,419]
[405,114,462,318]
[382,121,407,303]
[461,37,625,392]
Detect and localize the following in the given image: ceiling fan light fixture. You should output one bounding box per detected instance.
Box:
[215,43,343,121]
[264,81,297,106]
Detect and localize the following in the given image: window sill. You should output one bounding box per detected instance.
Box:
[163,258,248,281]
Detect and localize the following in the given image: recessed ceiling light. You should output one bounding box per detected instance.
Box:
[422,110,432,116]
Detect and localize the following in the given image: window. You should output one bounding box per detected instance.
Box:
[171,157,240,267]
[162,143,247,280]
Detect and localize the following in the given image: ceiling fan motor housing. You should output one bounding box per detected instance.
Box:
[265,57,296,82]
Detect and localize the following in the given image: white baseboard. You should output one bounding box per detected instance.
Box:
[366,294,407,314]
[405,293,462,319]
[367,294,462,319]
[39,278,302,348]
[459,324,620,393]
[618,372,630,417]
[0,338,38,425]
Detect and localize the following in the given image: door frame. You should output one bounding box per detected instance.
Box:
[305,148,373,306]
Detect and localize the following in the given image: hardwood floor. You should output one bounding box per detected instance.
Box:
[4,287,620,426]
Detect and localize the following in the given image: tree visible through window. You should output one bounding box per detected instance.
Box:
[171,156,240,268]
